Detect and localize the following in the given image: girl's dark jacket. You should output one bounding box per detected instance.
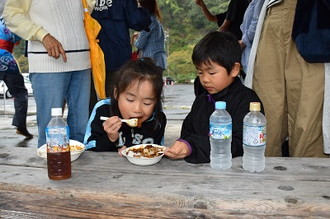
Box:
[84,98,166,151]
[182,77,263,164]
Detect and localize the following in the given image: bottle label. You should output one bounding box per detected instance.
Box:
[46,126,70,152]
[243,124,266,146]
[209,123,232,140]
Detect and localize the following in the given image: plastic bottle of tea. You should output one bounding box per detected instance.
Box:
[46,108,71,180]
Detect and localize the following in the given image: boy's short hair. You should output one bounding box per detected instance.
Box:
[192,31,242,74]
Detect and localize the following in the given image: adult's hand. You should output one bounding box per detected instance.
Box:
[42,34,67,62]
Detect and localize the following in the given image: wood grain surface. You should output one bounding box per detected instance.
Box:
[0,146,329,218]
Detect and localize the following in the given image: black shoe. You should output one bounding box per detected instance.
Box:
[16,128,33,139]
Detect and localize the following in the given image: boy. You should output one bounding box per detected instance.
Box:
[165,31,263,163]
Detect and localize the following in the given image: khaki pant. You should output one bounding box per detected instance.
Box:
[253,0,328,157]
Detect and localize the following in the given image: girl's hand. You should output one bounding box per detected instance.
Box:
[102,116,122,142]
[164,141,190,159]
[118,146,127,156]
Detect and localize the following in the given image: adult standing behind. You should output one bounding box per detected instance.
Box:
[246,0,329,157]
[91,0,151,100]
[196,0,250,39]
[3,0,95,147]
[238,0,264,73]
[0,3,32,139]
[134,0,167,72]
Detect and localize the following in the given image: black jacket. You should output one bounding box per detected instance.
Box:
[182,78,263,164]
[84,99,166,151]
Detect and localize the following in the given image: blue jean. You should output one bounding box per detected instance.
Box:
[30,69,91,147]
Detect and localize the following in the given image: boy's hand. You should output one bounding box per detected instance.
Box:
[102,116,122,142]
[164,141,190,159]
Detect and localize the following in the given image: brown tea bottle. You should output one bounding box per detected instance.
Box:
[45,108,71,180]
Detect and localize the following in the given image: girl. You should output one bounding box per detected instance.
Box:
[84,58,166,152]
[134,0,167,72]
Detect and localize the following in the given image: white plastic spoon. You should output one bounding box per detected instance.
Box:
[100,116,139,127]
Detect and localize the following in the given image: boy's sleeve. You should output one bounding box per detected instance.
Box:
[180,112,211,164]
[124,0,151,31]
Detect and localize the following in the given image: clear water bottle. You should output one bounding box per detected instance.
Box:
[209,101,232,170]
[46,108,71,180]
[242,102,266,172]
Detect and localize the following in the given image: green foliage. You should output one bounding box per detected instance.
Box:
[13,40,28,73]
[166,45,197,83]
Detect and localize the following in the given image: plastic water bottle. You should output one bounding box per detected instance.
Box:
[242,102,266,172]
[46,108,71,180]
[209,101,232,170]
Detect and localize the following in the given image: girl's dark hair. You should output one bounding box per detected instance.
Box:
[192,31,242,75]
[110,57,164,120]
[139,0,162,21]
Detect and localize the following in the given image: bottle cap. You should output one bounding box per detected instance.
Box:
[51,108,62,116]
[215,101,226,110]
[249,102,261,111]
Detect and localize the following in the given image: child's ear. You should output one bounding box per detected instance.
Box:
[230,62,241,77]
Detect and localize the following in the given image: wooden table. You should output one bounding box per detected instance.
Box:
[0,146,329,218]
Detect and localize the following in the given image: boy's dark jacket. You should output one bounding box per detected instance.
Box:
[182,77,263,164]
[85,99,166,151]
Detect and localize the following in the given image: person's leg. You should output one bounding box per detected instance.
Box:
[30,73,68,147]
[281,0,327,158]
[3,72,32,138]
[253,3,288,157]
[287,53,325,157]
[66,69,91,143]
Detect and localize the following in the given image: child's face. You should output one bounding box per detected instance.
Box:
[117,80,156,123]
[196,61,239,94]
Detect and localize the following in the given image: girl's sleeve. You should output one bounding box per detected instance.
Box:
[84,102,118,151]
[3,0,48,41]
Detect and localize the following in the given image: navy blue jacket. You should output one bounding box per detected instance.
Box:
[92,0,151,72]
